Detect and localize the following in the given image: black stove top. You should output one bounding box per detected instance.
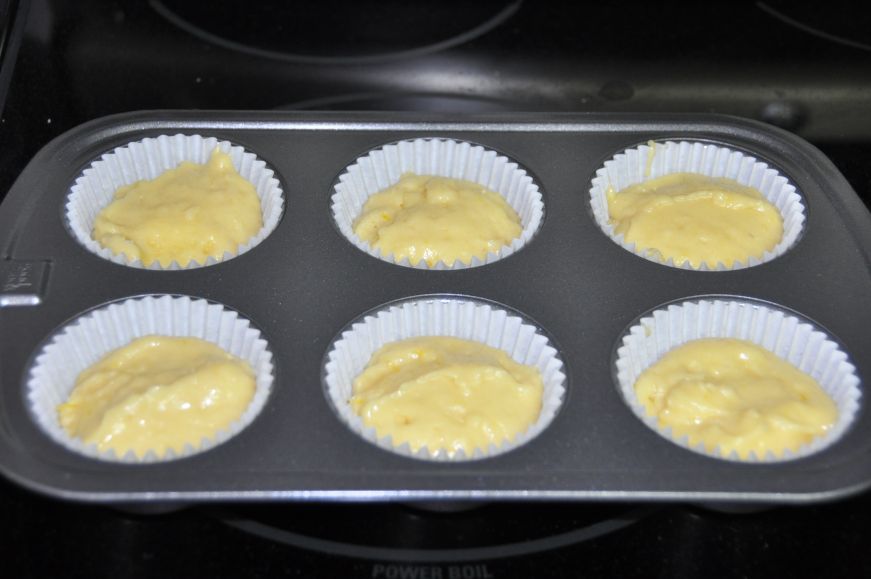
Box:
[2,1,871,577]
[6,476,871,578]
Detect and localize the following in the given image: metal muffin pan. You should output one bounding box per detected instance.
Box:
[1,111,870,503]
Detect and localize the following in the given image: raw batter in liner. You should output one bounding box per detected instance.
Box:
[607,173,783,268]
[92,149,262,267]
[350,336,543,457]
[633,338,837,459]
[59,335,256,458]
[353,173,522,266]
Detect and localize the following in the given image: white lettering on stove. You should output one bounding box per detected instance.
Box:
[449,565,495,578]
[371,564,495,579]
[371,564,444,579]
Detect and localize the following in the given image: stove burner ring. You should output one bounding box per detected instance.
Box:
[757,2,871,52]
[149,0,522,65]
[213,504,657,563]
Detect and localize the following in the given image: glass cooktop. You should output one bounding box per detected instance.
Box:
[2,1,870,577]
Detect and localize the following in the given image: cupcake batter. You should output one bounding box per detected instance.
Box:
[607,173,783,268]
[352,173,522,266]
[92,149,262,267]
[350,337,543,457]
[59,335,256,458]
[634,338,837,459]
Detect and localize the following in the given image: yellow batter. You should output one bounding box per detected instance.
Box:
[92,149,263,267]
[607,173,783,268]
[350,337,543,457]
[634,338,837,459]
[58,335,256,458]
[352,173,522,266]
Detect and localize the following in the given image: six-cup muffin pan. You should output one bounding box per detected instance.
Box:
[1,111,870,503]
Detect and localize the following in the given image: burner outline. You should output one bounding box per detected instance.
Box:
[217,505,656,562]
[149,0,522,65]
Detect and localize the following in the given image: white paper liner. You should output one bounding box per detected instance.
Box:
[331,138,544,269]
[615,298,861,462]
[27,295,274,463]
[589,141,806,270]
[323,297,566,461]
[67,134,285,270]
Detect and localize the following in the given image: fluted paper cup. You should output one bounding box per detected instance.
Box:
[27,294,274,463]
[323,295,566,460]
[67,134,285,269]
[614,297,861,462]
[331,138,544,269]
[590,141,805,270]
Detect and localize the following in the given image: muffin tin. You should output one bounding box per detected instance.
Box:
[1,111,870,503]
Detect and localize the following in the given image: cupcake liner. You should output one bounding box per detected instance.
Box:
[590,141,806,270]
[67,134,285,269]
[27,295,274,463]
[323,296,566,461]
[331,138,544,269]
[614,298,861,462]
